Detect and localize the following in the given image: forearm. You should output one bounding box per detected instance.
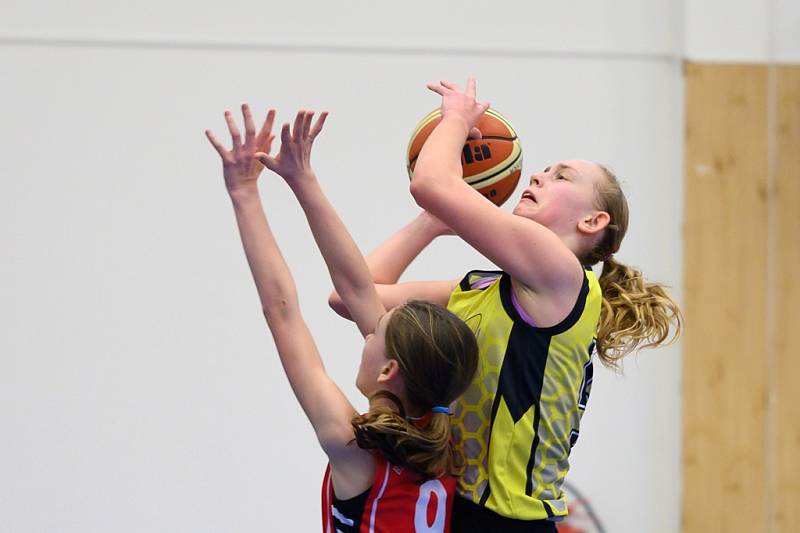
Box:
[365,214,442,284]
[289,176,384,335]
[411,116,470,195]
[229,189,355,446]
[229,188,298,316]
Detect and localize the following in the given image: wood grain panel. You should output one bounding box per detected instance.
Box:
[772,65,800,533]
[682,64,769,533]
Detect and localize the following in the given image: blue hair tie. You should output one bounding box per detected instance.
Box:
[431,406,450,414]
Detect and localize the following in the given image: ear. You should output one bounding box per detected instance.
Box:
[578,211,611,236]
[376,359,401,385]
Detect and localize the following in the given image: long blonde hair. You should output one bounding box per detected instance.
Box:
[351,300,478,478]
[582,165,683,367]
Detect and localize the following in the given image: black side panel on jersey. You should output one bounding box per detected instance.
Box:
[495,274,552,423]
[479,275,553,504]
[331,489,369,533]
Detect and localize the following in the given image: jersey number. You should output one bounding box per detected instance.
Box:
[571,339,596,448]
[414,479,447,532]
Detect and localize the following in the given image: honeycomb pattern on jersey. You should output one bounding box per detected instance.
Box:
[451,330,506,502]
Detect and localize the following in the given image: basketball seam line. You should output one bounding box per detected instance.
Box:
[466,152,523,186]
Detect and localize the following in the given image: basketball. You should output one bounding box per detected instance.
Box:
[406,108,523,206]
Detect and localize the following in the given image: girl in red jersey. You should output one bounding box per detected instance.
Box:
[205,105,478,533]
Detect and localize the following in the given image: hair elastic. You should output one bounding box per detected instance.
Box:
[431,406,451,414]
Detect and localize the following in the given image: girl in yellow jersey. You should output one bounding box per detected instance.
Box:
[330,79,682,532]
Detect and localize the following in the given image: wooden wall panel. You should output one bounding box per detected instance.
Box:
[682,64,769,533]
[772,66,800,533]
[684,63,800,533]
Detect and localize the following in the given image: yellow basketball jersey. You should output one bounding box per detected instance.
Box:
[447,269,601,521]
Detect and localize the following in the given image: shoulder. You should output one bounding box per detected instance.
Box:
[510,262,591,330]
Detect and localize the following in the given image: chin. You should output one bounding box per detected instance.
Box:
[355,378,366,397]
[512,203,535,220]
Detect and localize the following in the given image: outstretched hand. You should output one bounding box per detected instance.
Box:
[255,110,328,187]
[427,78,490,135]
[206,104,276,194]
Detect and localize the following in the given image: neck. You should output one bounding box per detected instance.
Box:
[368,389,426,418]
[368,390,406,417]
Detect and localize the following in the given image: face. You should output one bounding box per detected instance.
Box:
[356,308,396,397]
[512,159,608,238]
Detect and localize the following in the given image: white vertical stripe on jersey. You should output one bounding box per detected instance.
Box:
[369,462,392,533]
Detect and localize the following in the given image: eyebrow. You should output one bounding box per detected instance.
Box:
[543,163,576,173]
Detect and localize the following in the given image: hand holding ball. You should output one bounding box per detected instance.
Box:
[406,108,522,206]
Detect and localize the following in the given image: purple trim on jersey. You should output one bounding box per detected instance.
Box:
[470,275,500,290]
[510,284,537,327]
[470,273,537,327]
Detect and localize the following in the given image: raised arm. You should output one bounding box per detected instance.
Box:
[410,79,582,294]
[255,110,387,337]
[205,105,357,453]
[327,211,459,320]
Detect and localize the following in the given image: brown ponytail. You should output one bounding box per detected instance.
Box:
[351,301,478,478]
[585,165,683,367]
[352,403,459,478]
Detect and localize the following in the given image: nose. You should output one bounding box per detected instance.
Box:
[530,174,543,187]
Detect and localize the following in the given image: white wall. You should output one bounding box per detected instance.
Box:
[1,2,684,532]
[684,0,800,62]
[1,1,678,56]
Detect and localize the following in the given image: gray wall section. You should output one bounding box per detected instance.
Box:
[1,3,686,532]
[1,1,679,57]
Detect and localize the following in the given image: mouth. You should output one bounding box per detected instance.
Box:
[521,191,537,203]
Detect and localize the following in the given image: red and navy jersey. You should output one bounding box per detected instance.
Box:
[321,455,456,533]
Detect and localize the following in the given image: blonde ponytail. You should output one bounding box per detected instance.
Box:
[586,164,683,367]
[596,257,682,367]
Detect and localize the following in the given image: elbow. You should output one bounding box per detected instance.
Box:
[409,174,438,210]
[327,291,352,320]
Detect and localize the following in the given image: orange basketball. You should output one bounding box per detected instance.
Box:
[406,108,522,206]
